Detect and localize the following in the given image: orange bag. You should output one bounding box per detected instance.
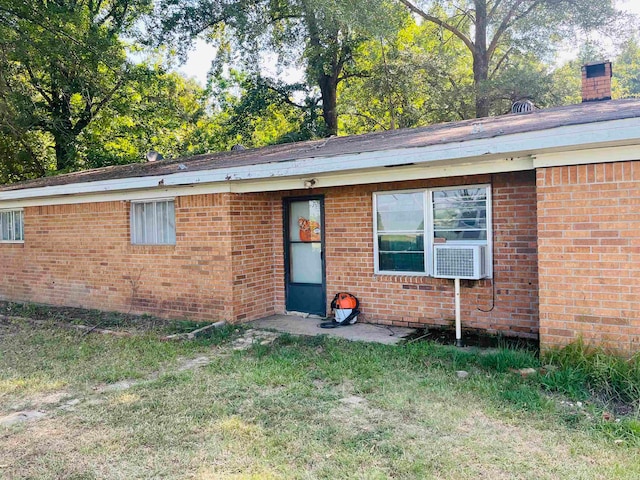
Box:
[332,292,358,310]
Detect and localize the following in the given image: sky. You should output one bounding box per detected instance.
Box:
[177,0,640,86]
[178,41,218,86]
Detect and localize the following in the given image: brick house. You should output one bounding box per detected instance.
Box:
[1,62,638,354]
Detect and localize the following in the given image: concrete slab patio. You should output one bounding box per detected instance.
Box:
[250,315,416,345]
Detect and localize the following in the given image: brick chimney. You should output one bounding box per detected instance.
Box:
[581,61,612,102]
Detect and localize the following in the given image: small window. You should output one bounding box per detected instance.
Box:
[373,185,491,276]
[432,187,488,242]
[131,200,176,245]
[0,209,24,242]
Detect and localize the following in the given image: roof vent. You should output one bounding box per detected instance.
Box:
[230,144,246,151]
[511,100,535,114]
[146,150,164,162]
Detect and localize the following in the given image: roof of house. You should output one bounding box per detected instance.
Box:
[2,98,640,195]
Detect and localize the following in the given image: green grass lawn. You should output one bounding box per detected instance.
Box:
[0,320,638,479]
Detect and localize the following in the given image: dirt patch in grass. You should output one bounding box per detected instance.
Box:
[0,416,128,479]
[406,326,539,350]
[0,301,215,335]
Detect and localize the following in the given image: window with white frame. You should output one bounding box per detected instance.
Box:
[373,185,491,275]
[130,200,176,245]
[0,209,24,242]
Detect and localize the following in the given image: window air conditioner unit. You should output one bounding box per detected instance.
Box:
[433,245,488,280]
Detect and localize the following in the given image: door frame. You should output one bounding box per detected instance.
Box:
[283,195,326,315]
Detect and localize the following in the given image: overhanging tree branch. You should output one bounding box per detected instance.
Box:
[490,46,513,79]
[23,62,54,107]
[396,0,475,53]
[73,73,129,135]
[488,0,504,20]
[487,0,538,58]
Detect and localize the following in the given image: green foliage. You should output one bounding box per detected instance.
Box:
[338,18,587,133]
[0,131,53,184]
[154,0,405,136]
[488,55,583,111]
[613,37,640,98]
[542,340,640,407]
[0,0,636,184]
[0,0,151,173]
[397,0,619,117]
[547,61,582,105]
[211,72,319,147]
[1,320,639,479]
[339,21,475,133]
[79,64,213,167]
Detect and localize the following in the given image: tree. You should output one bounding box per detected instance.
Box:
[0,131,51,184]
[211,71,320,146]
[154,0,403,136]
[397,0,618,117]
[0,0,150,172]
[81,64,318,167]
[338,17,584,133]
[613,37,640,98]
[338,20,475,133]
[79,64,213,168]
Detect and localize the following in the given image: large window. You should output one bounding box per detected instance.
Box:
[373,186,490,275]
[375,191,425,272]
[0,209,24,242]
[131,200,176,245]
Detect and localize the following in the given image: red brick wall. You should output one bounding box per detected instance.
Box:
[1,171,539,337]
[537,161,640,354]
[228,192,280,321]
[0,195,236,321]
[272,172,538,335]
[319,171,539,337]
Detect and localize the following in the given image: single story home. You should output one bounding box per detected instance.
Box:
[1,61,638,354]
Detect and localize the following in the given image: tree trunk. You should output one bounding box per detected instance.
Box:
[473,53,490,118]
[318,74,339,136]
[473,0,490,118]
[303,7,340,137]
[50,85,78,172]
[53,130,77,171]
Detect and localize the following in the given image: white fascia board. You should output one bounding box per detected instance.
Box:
[231,155,535,193]
[0,156,534,209]
[533,144,640,168]
[1,116,639,205]
[0,184,230,209]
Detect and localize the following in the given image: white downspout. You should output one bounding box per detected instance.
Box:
[454,278,463,347]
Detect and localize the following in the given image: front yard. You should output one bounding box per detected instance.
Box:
[0,317,638,479]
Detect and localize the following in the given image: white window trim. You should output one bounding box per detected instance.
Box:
[0,208,25,243]
[130,198,176,245]
[373,188,428,276]
[373,184,492,277]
